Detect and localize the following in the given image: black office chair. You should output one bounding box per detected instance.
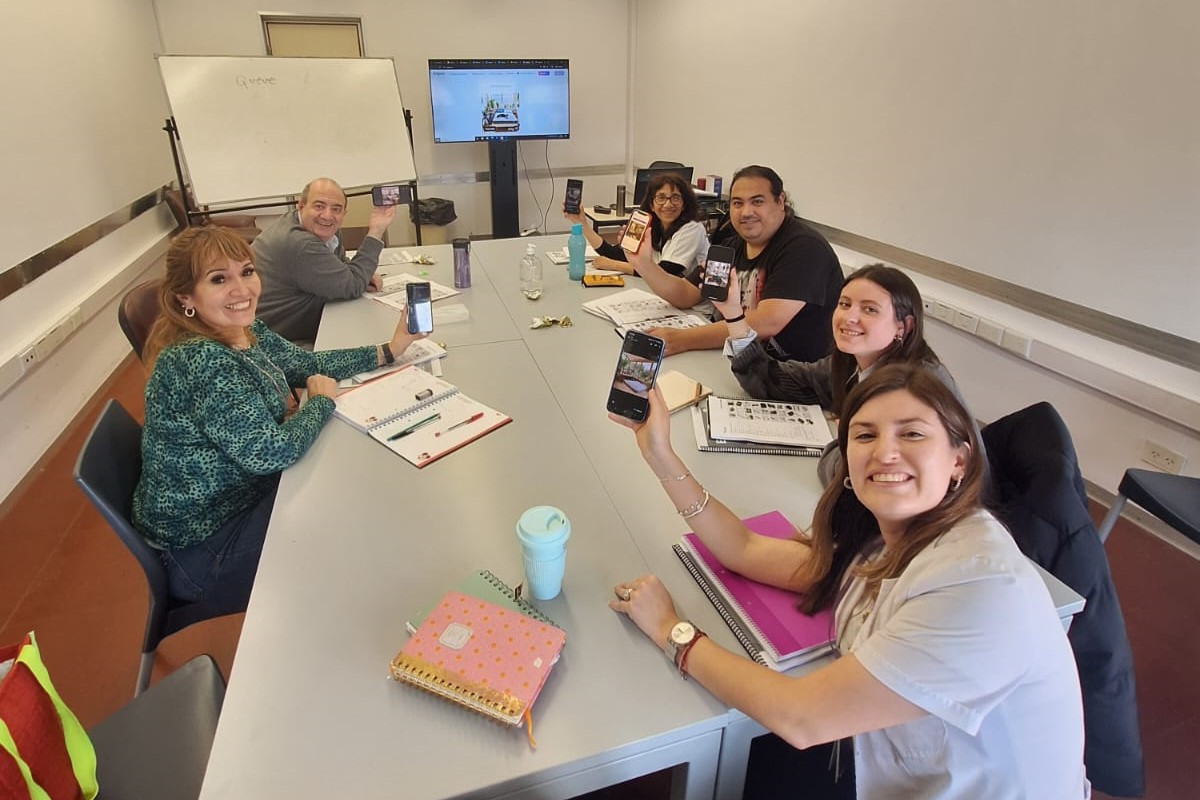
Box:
[118,280,161,362]
[89,654,225,800]
[1097,468,1200,546]
[73,400,232,696]
[646,160,685,170]
[982,402,1144,797]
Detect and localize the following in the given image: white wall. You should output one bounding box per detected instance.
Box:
[632,0,1200,342]
[5,0,1195,504]
[630,0,1199,495]
[152,0,632,237]
[0,0,175,502]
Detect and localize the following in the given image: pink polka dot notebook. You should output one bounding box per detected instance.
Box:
[389,590,567,728]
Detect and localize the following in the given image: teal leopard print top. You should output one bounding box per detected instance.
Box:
[133,320,377,548]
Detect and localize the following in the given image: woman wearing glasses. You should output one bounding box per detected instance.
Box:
[564,173,709,277]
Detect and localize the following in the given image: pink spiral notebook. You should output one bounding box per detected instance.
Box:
[389,590,566,727]
[673,511,832,671]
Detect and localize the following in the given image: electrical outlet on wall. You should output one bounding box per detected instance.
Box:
[1140,440,1187,474]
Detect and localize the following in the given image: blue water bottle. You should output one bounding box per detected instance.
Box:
[567,223,586,281]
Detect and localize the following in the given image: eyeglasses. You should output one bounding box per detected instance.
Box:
[652,194,684,206]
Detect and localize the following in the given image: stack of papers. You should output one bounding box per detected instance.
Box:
[337,339,447,389]
[372,274,460,313]
[545,245,598,264]
[691,397,833,457]
[582,288,704,329]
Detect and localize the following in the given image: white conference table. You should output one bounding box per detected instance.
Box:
[199,237,1083,799]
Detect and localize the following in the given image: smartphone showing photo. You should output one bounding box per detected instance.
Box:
[564,179,583,215]
[606,330,665,422]
[372,184,412,206]
[700,244,736,301]
[620,209,652,253]
[405,281,433,334]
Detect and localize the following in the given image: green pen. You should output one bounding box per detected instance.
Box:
[387,412,440,441]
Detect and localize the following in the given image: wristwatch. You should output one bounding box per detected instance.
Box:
[665,620,702,667]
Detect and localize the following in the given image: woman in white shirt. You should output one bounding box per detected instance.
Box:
[608,363,1088,799]
[564,173,709,277]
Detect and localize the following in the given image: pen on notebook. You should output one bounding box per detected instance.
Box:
[435,411,485,437]
[386,413,440,441]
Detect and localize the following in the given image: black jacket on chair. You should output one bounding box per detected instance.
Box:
[983,402,1144,797]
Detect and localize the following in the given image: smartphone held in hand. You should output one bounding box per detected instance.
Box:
[372,184,412,206]
[700,244,735,301]
[564,179,583,214]
[405,281,433,334]
[606,330,665,422]
[620,209,652,253]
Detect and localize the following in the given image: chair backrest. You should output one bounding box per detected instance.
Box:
[119,280,162,361]
[982,401,1092,561]
[89,654,225,800]
[73,400,172,654]
[982,401,1145,796]
[633,164,694,205]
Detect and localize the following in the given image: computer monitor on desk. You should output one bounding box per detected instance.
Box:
[633,165,694,205]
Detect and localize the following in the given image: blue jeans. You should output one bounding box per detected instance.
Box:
[161,473,280,617]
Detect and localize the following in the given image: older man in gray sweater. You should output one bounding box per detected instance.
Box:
[253,177,395,343]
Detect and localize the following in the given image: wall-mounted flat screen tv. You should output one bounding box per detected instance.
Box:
[429,58,570,143]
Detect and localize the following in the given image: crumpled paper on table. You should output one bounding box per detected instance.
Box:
[529,316,573,329]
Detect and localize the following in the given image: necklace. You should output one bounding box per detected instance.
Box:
[237,347,290,406]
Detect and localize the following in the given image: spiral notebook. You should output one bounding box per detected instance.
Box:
[673,511,832,671]
[405,570,561,634]
[334,366,510,468]
[691,400,825,457]
[389,589,566,729]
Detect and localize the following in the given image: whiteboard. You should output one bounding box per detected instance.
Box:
[157,55,417,206]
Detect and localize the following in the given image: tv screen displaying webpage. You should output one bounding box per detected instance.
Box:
[429,59,570,143]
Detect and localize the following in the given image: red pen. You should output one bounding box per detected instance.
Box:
[435,411,485,436]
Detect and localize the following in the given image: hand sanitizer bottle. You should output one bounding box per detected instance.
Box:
[520,244,543,300]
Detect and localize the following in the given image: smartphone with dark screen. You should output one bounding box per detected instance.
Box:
[405,281,433,334]
[606,330,666,422]
[700,244,735,301]
[564,179,584,215]
[372,184,412,206]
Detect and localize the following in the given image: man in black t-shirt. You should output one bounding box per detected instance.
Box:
[634,165,841,361]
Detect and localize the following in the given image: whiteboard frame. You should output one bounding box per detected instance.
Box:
[156,55,417,207]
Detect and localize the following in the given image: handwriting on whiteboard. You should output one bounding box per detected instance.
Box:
[235,75,277,89]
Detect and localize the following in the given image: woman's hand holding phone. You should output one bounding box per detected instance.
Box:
[607,384,677,465]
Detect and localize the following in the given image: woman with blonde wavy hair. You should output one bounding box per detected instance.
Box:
[134,227,425,614]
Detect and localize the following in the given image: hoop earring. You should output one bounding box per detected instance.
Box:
[184,306,196,318]
[843,477,854,491]
[951,476,962,491]
[893,334,903,342]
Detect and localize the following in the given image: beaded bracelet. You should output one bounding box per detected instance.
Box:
[658,470,692,483]
[677,489,711,519]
